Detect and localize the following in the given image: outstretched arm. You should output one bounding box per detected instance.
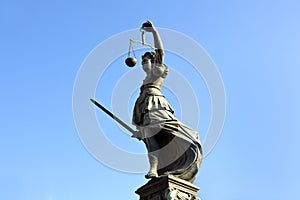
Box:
[141,21,164,64]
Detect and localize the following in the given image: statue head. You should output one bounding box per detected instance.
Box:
[142,51,156,63]
[142,51,155,73]
[142,51,168,77]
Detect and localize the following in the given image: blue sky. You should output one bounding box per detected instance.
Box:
[1,0,300,199]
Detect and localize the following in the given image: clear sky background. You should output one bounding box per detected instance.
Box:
[1,0,300,200]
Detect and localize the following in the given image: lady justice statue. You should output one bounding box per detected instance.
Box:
[130,21,202,183]
[91,21,202,184]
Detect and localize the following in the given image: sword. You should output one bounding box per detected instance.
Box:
[90,99,138,136]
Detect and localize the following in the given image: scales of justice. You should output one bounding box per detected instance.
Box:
[91,21,203,200]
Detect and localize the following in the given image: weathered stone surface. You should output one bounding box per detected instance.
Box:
[135,175,200,200]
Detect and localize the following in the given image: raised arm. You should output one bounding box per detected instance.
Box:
[141,21,164,64]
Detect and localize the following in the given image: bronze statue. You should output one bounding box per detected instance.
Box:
[131,21,202,183]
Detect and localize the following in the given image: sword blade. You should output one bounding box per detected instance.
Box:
[90,99,136,134]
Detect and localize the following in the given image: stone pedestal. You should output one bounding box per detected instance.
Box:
[135,175,200,200]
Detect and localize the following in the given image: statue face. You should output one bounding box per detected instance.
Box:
[142,58,152,73]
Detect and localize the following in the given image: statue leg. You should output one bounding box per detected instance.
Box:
[146,149,158,178]
[143,128,160,178]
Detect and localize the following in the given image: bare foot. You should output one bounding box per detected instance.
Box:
[145,171,158,179]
